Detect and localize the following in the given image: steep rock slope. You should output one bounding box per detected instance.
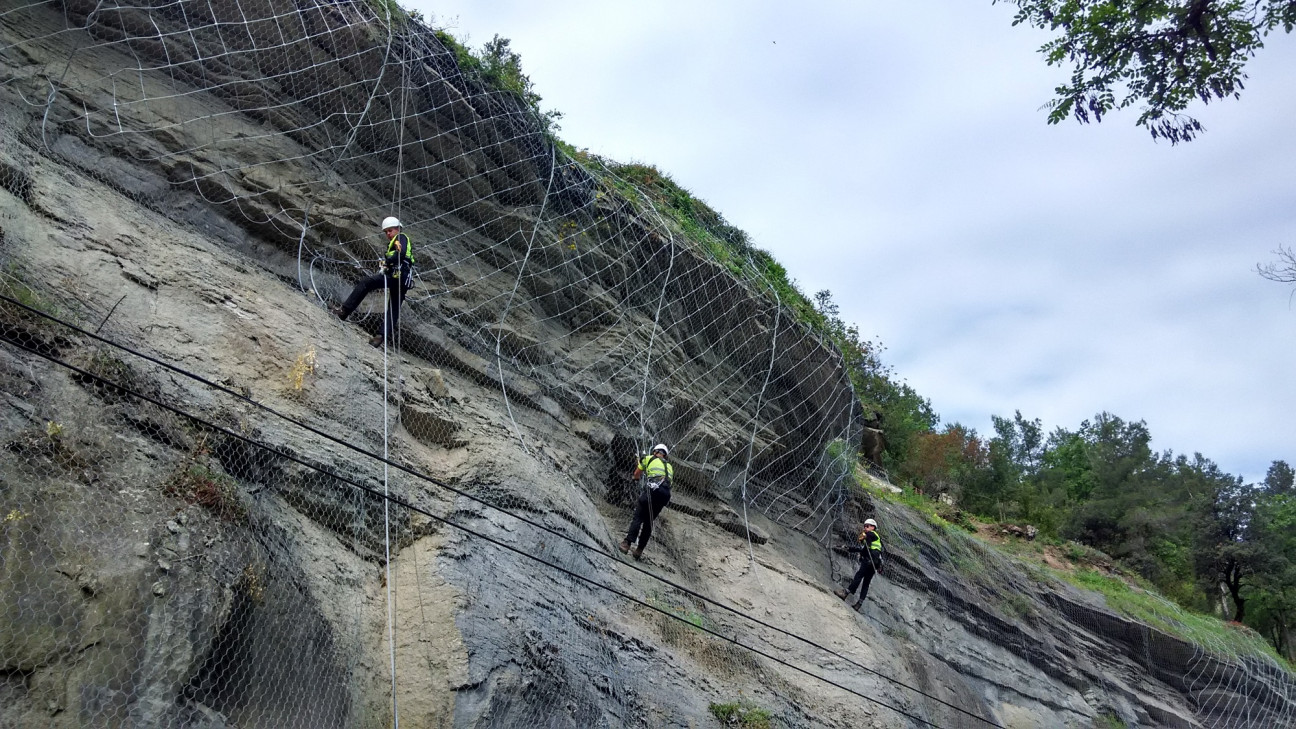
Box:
[1,2,1292,728]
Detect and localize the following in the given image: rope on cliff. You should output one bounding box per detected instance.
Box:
[381,289,399,729]
[0,297,1006,729]
[0,335,979,729]
[737,263,781,566]
[634,203,677,544]
[330,0,398,169]
[492,141,559,458]
[378,29,417,728]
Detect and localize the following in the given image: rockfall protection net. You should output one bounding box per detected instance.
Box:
[0,296,985,728]
[1,1,1294,727]
[0,0,857,535]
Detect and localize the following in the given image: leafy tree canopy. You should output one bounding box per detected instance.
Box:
[997,0,1296,142]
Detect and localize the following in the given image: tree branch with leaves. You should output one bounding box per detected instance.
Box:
[997,0,1296,142]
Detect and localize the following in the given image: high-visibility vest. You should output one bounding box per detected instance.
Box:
[387,232,414,278]
[859,530,882,552]
[639,455,673,485]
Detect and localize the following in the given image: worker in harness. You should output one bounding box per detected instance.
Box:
[331,216,414,348]
[835,518,883,610]
[619,444,673,560]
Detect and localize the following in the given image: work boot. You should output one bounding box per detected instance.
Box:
[833,588,849,600]
[852,599,865,613]
[330,304,347,320]
[369,335,384,348]
[618,540,630,554]
[631,545,643,560]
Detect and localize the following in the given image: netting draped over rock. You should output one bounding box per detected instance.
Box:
[5,0,861,533]
[2,1,1294,727]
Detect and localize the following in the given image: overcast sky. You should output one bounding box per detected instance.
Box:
[410,0,1296,484]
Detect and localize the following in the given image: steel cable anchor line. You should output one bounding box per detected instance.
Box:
[0,295,1004,728]
[3,336,980,729]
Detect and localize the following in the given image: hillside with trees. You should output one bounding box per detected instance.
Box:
[810,290,1294,662]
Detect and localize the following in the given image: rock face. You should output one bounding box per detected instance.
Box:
[0,2,1293,728]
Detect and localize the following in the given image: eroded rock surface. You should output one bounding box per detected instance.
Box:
[1,3,1292,728]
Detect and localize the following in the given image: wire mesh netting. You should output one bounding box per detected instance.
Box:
[0,293,965,728]
[2,1,1295,727]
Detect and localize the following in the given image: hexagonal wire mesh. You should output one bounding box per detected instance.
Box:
[1,1,1293,727]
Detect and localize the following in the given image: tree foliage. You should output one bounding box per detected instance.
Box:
[865,390,1295,653]
[954,408,1294,654]
[998,0,1296,142]
[901,423,989,498]
[811,290,937,471]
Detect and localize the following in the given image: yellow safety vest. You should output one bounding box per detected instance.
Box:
[859,530,882,552]
[639,455,673,485]
[387,232,414,278]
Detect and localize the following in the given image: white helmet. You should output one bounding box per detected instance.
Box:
[863,518,877,527]
[381,216,402,230]
[651,444,669,456]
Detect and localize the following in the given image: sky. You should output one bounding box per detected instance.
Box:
[409,0,1296,484]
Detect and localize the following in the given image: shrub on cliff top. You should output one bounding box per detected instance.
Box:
[431,29,563,135]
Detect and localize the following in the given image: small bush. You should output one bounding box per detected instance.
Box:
[708,701,773,728]
[237,562,268,605]
[288,346,317,392]
[645,591,713,631]
[936,501,977,532]
[165,463,245,522]
[74,350,140,402]
[1002,592,1035,619]
[1094,712,1127,729]
[883,623,910,641]
[0,264,60,317]
[5,420,86,472]
[164,436,245,522]
[432,30,563,134]
[0,266,70,354]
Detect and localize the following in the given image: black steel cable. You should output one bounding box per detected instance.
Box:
[0,295,1004,728]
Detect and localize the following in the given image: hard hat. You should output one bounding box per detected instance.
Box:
[863,518,877,527]
[652,443,669,455]
[381,216,402,230]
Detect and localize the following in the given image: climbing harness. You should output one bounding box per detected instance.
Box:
[640,453,672,490]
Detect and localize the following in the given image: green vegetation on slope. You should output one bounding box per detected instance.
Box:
[564,156,939,473]
[1057,567,1285,665]
[429,31,564,135]
[599,161,823,328]
[708,701,773,728]
[853,468,1293,669]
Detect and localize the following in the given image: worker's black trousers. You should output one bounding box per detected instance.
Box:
[339,273,406,339]
[626,485,671,550]
[847,559,877,602]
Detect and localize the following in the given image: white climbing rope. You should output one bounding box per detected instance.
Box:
[380,11,406,729]
[492,141,559,457]
[738,265,780,566]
